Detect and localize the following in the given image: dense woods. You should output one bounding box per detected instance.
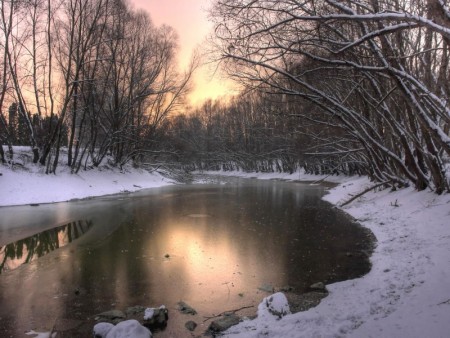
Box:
[0,0,193,172]
[166,93,353,176]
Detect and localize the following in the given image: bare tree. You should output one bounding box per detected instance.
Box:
[84,3,196,169]
[0,0,191,173]
[0,0,41,163]
[210,0,450,193]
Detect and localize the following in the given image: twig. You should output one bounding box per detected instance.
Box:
[203,305,254,323]
[390,199,399,207]
[340,181,391,207]
[438,299,450,305]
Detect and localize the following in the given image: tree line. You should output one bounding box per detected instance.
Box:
[207,0,450,193]
[166,93,360,177]
[0,0,193,173]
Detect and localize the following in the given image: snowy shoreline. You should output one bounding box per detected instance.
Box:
[0,165,172,207]
[1,166,450,337]
[208,171,450,338]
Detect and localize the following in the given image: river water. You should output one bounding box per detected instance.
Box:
[0,177,373,337]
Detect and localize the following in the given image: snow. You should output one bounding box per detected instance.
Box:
[93,322,115,337]
[25,331,56,338]
[0,162,171,207]
[258,292,291,320]
[2,161,450,337]
[93,320,152,338]
[143,308,155,321]
[143,305,166,320]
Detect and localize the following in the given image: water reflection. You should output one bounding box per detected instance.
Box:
[0,220,92,273]
[0,179,373,337]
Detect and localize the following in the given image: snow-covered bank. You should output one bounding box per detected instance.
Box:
[0,164,172,207]
[209,171,450,338]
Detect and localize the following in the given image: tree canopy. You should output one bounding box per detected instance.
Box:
[209,0,450,193]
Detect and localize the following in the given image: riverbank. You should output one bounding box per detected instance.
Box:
[0,163,171,207]
[2,164,449,337]
[206,171,450,338]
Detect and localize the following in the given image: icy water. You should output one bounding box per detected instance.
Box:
[0,177,373,337]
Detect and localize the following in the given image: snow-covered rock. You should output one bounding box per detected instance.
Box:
[143,305,168,328]
[258,292,291,320]
[25,331,56,338]
[143,308,154,321]
[94,320,151,338]
[93,322,114,337]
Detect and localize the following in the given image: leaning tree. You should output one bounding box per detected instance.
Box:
[211,0,450,193]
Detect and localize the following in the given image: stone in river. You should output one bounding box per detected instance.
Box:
[177,301,197,315]
[185,320,197,331]
[143,306,169,329]
[207,314,240,333]
[309,282,328,292]
[95,310,126,324]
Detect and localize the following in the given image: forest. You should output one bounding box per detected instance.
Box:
[1,0,450,194]
[0,0,194,173]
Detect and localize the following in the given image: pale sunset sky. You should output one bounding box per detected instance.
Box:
[131,0,236,107]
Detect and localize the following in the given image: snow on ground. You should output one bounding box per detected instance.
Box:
[0,162,172,207]
[199,169,355,185]
[2,161,450,337]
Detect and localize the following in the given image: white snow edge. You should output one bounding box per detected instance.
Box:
[0,165,171,207]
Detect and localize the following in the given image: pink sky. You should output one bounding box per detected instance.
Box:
[130,0,235,107]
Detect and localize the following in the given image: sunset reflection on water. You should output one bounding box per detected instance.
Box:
[0,179,373,337]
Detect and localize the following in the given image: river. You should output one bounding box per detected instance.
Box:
[0,177,373,337]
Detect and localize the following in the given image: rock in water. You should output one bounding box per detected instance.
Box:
[185,320,197,331]
[309,282,327,292]
[177,301,197,315]
[93,322,114,337]
[143,308,154,320]
[143,306,168,329]
[125,306,146,316]
[208,314,240,333]
[95,310,127,324]
[258,284,274,293]
[93,320,151,338]
[105,320,152,338]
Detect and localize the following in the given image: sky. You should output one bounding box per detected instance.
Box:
[130,0,236,107]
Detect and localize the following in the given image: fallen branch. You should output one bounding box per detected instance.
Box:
[340,181,391,207]
[203,305,254,323]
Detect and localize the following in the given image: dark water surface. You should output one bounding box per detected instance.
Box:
[0,177,373,337]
